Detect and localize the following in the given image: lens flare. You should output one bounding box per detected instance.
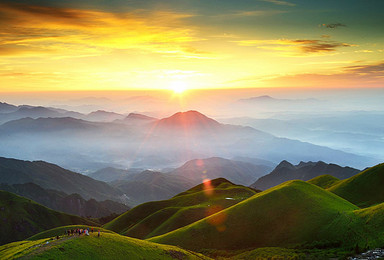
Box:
[203,178,213,196]
[206,205,227,232]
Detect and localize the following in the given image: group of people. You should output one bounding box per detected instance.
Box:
[65,227,101,237]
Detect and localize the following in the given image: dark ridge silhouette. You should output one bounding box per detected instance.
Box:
[251,160,360,190]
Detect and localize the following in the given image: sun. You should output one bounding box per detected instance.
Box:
[170,81,188,94]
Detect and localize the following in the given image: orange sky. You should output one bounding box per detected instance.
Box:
[0,0,383,93]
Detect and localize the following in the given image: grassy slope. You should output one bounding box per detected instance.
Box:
[307,174,340,189]
[0,230,210,260]
[328,163,384,207]
[28,225,113,240]
[232,247,305,260]
[149,180,360,251]
[0,191,96,245]
[229,247,355,260]
[352,203,384,247]
[104,178,256,239]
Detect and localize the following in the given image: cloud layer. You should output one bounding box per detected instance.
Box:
[323,23,347,29]
[0,2,205,58]
[234,38,353,55]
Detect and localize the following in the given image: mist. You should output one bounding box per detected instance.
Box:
[1,87,383,173]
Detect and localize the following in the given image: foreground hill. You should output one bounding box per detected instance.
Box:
[0,157,124,202]
[171,157,271,186]
[251,160,359,190]
[0,228,210,260]
[149,180,360,250]
[328,163,384,207]
[0,182,129,218]
[111,170,196,205]
[307,174,340,189]
[104,178,257,239]
[0,191,96,245]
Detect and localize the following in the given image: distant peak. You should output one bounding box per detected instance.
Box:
[18,106,51,111]
[171,110,206,117]
[126,113,156,120]
[276,160,295,170]
[257,95,273,99]
[297,161,316,168]
[158,110,221,129]
[89,110,117,115]
[166,110,215,121]
[314,161,327,166]
[240,95,275,101]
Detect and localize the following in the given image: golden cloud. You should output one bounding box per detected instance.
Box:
[261,0,296,7]
[234,38,353,55]
[0,2,207,58]
[233,61,384,87]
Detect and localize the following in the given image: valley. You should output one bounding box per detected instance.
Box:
[1,99,384,259]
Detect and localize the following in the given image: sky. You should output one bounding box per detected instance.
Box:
[0,0,383,92]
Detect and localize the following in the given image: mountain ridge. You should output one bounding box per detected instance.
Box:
[251,160,360,190]
[0,182,129,218]
[0,156,124,203]
[171,157,272,186]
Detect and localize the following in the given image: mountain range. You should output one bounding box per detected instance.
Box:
[88,167,144,183]
[88,157,272,205]
[0,182,129,218]
[0,103,376,170]
[238,95,318,104]
[222,111,384,164]
[0,157,124,202]
[251,160,360,190]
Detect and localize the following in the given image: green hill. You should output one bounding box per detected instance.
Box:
[0,229,210,260]
[149,180,360,251]
[0,191,96,245]
[27,225,114,241]
[103,178,257,239]
[307,174,340,189]
[328,163,384,207]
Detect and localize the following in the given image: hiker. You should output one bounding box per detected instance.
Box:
[85,229,89,236]
[91,227,93,233]
[98,229,100,237]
